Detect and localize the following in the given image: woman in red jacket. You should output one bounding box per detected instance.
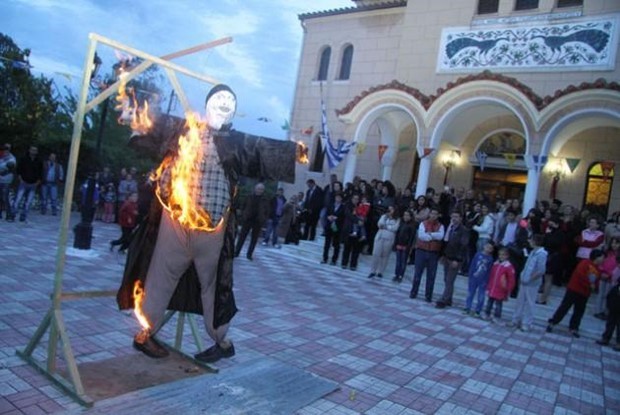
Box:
[110,192,138,253]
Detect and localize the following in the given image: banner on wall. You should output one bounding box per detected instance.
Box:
[356,142,366,155]
[565,158,581,173]
[378,145,388,162]
[503,153,517,168]
[532,155,548,174]
[475,151,488,171]
[422,147,435,158]
[601,161,615,180]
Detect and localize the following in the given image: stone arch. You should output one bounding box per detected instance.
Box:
[539,91,620,156]
[337,89,425,185]
[426,81,538,153]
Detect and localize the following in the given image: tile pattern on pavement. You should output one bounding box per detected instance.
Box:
[0,213,619,414]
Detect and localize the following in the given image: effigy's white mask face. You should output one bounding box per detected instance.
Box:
[205,91,236,130]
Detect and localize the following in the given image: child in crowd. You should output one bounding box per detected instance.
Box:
[355,195,371,219]
[110,192,138,253]
[596,254,620,350]
[547,249,604,338]
[509,234,548,332]
[594,237,620,320]
[351,215,367,241]
[485,247,516,321]
[102,183,117,223]
[463,241,495,317]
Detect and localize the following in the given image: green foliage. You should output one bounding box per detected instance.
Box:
[1,32,163,183]
[0,33,58,156]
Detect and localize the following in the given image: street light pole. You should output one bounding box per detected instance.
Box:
[73,53,103,250]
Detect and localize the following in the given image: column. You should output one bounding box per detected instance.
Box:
[415,157,432,198]
[381,147,396,181]
[343,151,357,185]
[522,167,540,216]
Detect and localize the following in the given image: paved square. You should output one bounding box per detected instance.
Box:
[0,214,619,414]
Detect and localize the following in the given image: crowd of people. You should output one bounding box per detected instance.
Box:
[3,141,619,350]
[0,144,64,223]
[237,173,620,350]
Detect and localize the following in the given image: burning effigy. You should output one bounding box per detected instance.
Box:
[116,84,301,363]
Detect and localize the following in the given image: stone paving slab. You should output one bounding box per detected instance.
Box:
[0,213,619,414]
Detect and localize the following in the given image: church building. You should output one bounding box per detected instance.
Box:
[287,0,620,217]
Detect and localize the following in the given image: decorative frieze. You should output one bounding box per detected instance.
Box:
[437,18,617,72]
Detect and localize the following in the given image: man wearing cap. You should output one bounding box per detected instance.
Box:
[117,85,297,363]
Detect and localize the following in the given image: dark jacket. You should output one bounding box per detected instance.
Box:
[304,185,323,216]
[276,201,296,238]
[394,220,415,248]
[442,223,470,262]
[325,199,345,234]
[17,155,43,184]
[241,194,269,225]
[268,194,286,219]
[117,125,296,329]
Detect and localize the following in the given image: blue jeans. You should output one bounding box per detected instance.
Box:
[466,275,487,313]
[394,249,408,277]
[0,182,13,219]
[263,216,280,245]
[411,249,440,301]
[13,182,37,220]
[40,183,59,214]
[485,298,503,318]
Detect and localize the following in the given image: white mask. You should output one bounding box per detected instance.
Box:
[205,90,236,130]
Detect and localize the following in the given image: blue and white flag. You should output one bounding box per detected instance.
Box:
[321,99,355,169]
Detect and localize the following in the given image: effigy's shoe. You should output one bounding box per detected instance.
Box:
[195,342,235,363]
[133,335,169,358]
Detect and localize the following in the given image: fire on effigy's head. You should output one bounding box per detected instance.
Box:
[296,140,309,164]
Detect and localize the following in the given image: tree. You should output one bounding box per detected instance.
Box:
[0,33,59,157]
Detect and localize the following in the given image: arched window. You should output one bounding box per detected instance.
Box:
[338,44,354,80]
[584,162,615,218]
[317,46,331,81]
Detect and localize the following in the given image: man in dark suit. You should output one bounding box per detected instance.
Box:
[234,182,270,260]
[302,178,323,241]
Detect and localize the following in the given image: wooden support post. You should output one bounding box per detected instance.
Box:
[187,314,204,352]
[175,312,186,349]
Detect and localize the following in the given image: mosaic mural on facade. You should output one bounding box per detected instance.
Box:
[437,18,617,72]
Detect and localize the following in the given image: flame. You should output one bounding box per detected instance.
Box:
[132,280,151,331]
[114,70,153,136]
[151,113,225,232]
[296,141,309,164]
[130,100,153,135]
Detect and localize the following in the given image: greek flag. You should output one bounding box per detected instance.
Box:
[321,99,355,169]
